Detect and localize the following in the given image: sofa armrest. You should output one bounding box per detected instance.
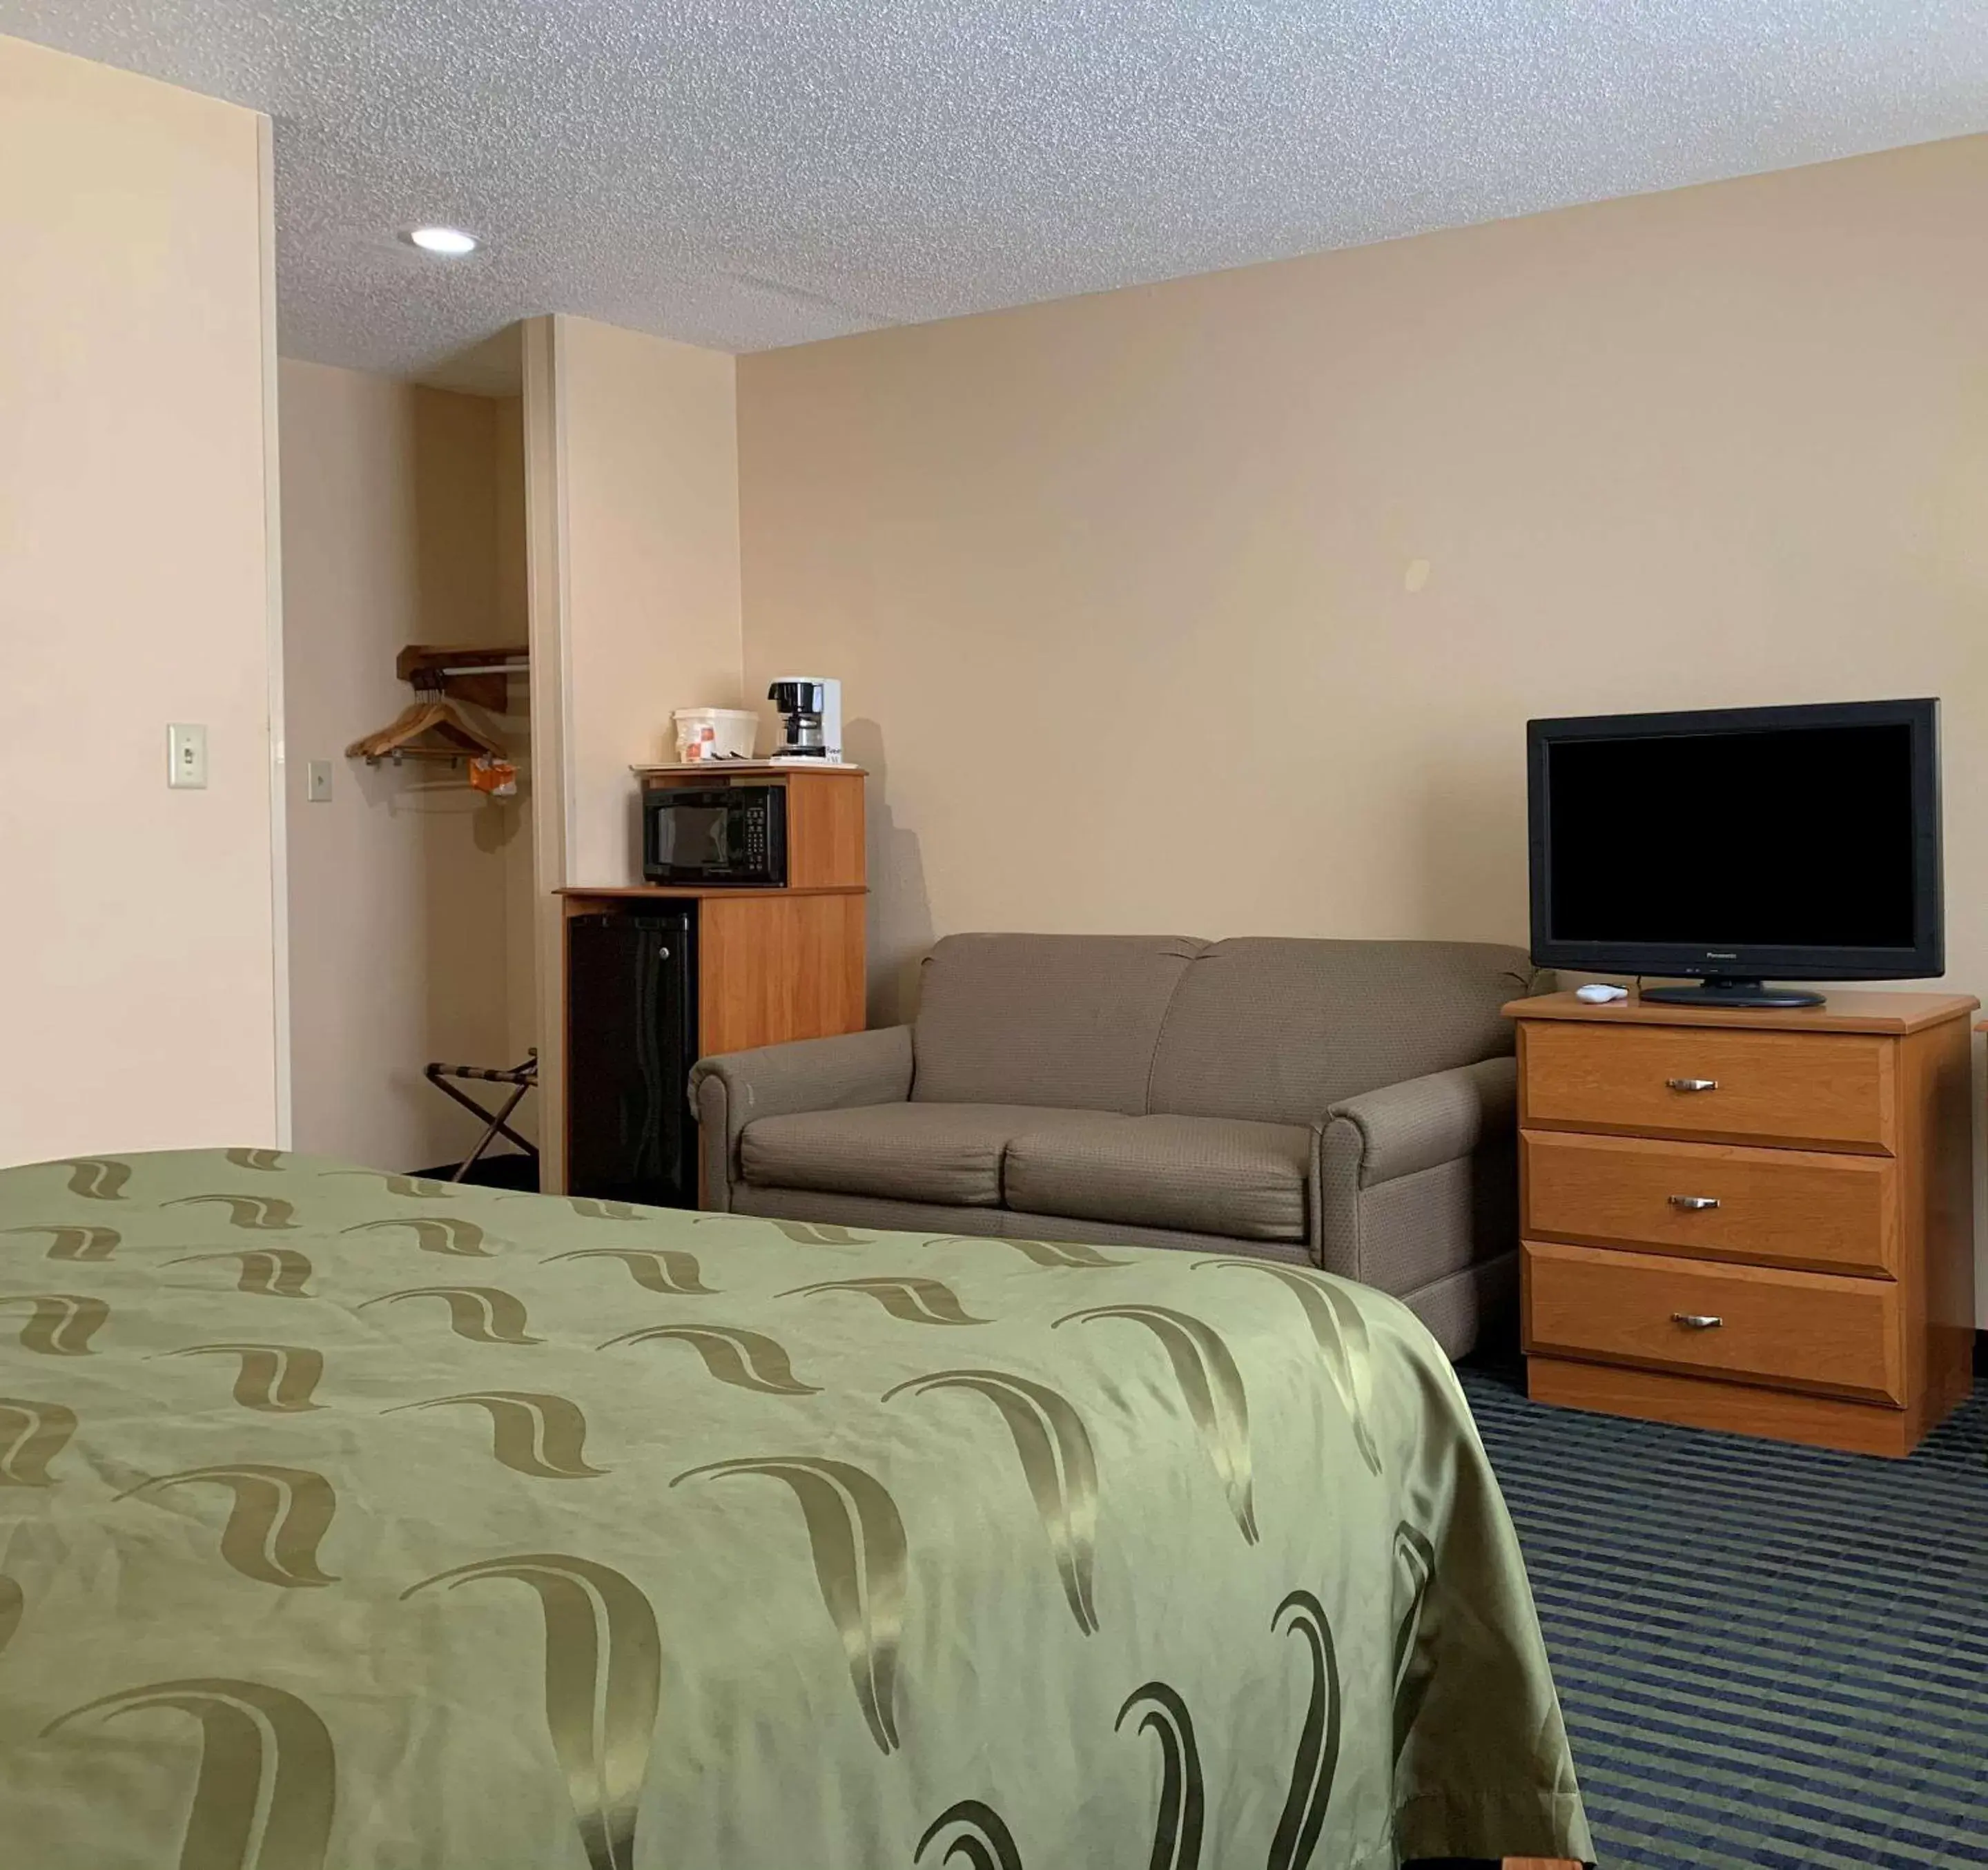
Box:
[1322,1055,1517,1189]
[689,1026,913,1211]
[1311,1057,1518,1283]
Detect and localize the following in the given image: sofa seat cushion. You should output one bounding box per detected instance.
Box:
[739,1104,1109,1208]
[1005,1113,1312,1243]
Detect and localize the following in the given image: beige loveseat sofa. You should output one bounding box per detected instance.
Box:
[690,934,1536,1356]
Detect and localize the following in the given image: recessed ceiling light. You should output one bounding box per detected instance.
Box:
[406,226,477,257]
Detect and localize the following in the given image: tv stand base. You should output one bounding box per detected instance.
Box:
[1641,978,1825,1010]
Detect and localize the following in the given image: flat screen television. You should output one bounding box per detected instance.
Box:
[1528,699,1942,1009]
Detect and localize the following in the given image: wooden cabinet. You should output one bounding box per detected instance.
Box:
[694,892,867,1057]
[1506,990,1976,1457]
[561,766,868,1200]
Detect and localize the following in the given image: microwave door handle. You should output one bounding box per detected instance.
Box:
[645,796,666,871]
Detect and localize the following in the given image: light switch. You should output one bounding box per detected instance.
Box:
[167,723,208,790]
[306,760,333,803]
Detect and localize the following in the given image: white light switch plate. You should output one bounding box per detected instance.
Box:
[306,760,333,803]
[168,723,208,790]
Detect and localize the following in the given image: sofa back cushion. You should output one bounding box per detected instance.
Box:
[912,933,1207,1113]
[1146,937,1532,1126]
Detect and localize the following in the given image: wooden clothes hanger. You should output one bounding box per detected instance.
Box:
[345,692,507,765]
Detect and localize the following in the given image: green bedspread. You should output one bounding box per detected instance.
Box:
[0,1149,1589,1869]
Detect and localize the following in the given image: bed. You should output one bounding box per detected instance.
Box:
[0,1149,1590,1869]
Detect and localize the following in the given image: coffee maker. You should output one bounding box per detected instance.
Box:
[768,677,842,760]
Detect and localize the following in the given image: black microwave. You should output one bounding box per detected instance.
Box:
[643,784,787,887]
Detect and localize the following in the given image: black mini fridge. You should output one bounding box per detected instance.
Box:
[566,910,699,1207]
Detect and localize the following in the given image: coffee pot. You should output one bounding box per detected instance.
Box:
[768,677,841,759]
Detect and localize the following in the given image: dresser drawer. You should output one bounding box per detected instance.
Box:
[1519,1021,1893,1153]
[1522,1131,1896,1276]
[1523,1240,1902,1403]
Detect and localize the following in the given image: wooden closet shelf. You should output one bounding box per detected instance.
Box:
[397,643,528,710]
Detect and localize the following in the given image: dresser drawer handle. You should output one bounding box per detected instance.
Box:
[1665,1077,1719,1093]
[1671,1312,1723,1330]
[1668,1195,1721,1211]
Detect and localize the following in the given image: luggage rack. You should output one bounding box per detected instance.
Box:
[425,1051,538,1182]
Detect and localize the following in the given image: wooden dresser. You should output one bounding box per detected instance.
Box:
[1505,990,1977,1457]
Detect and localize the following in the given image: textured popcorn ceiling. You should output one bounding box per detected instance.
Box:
[4,2,1984,380]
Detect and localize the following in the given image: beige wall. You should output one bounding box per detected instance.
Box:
[512,313,745,1187]
[279,359,532,1171]
[1,36,283,1165]
[561,315,743,886]
[739,133,1988,1024]
[521,319,572,1187]
[493,395,539,1069]
[739,133,1988,1315]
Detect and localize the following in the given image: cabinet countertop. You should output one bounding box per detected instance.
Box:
[559,884,867,900]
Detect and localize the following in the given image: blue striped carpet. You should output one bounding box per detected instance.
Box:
[1459,1365,1988,1870]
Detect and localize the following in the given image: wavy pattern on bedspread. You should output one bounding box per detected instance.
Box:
[0,1150,1588,1869]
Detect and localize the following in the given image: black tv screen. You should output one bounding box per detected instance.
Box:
[1528,699,1942,985]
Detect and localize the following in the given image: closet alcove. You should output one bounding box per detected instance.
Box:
[279,328,538,1181]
